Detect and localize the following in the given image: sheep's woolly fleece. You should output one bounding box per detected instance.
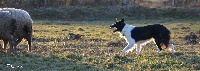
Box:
[0,11,17,55]
[0,8,33,34]
[0,8,33,51]
[0,11,15,39]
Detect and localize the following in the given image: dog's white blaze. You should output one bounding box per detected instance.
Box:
[119,24,135,38]
[120,24,136,54]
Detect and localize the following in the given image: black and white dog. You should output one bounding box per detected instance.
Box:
[110,19,175,55]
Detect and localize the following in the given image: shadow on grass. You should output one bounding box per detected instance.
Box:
[105,55,134,70]
[174,51,200,70]
[0,52,105,71]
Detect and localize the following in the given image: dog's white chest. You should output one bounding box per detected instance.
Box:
[119,24,135,43]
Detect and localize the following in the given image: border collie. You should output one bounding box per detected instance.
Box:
[110,19,175,55]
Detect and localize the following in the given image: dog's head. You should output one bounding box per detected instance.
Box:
[110,19,126,33]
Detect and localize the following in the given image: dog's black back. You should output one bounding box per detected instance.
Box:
[131,24,170,41]
[131,24,170,50]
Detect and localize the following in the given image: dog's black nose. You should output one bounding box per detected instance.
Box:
[110,24,114,28]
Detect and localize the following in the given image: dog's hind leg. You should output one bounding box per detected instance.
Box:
[136,44,142,55]
[168,44,175,55]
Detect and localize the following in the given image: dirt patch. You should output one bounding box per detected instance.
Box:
[34,30,50,32]
[87,38,106,42]
[68,33,83,40]
[184,32,198,44]
[196,30,200,34]
[62,29,68,31]
[181,26,190,32]
[78,28,84,31]
[107,41,125,47]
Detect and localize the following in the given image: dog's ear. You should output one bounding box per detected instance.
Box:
[120,19,124,23]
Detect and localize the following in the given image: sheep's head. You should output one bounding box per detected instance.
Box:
[23,25,32,35]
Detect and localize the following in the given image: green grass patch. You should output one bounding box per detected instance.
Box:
[0,20,200,70]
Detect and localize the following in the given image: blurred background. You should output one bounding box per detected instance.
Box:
[1,0,199,21]
[0,1,200,70]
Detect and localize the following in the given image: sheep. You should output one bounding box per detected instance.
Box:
[0,8,33,52]
[0,11,18,55]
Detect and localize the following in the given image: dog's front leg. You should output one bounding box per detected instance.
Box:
[121,38,135,54]
[122,43,134,54]
[168,44,175,55]
[157,48,161,54]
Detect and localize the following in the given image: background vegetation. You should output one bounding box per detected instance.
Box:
[0,0,200,8]
[27,6,200,21]
[0,0,200,71]
[0,0,199,21]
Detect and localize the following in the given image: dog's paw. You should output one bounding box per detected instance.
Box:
[121,51,125,54]
[121,52,125,54]
[121,51,129,54]
[121,50,126,53]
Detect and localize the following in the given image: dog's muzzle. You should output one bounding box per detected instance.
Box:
[110,24,114,28]
[110,24,118,33]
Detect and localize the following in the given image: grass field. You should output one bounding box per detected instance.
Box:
[0,19,200,71]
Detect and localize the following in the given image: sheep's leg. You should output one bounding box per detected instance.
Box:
[12,41,17,56]
[25,37,32,52]
[8,41,13,55]
[23,25,32,52]
[28,40,32,52]
[3,40,8,50]
[8,42,17,56]
[18,37,32,52]
[8,44,13,55]
[8,35,18,56]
